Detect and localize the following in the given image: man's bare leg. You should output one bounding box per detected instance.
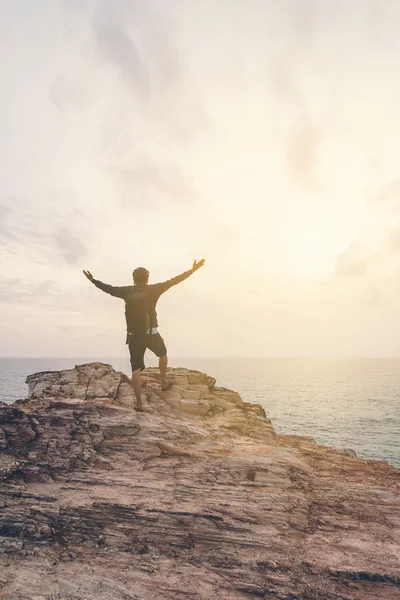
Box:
[159,354,168,390]
[131,369,143,409]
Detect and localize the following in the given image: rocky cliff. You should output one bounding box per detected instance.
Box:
[0,362,399,600]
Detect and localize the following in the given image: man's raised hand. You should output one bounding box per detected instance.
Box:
[83,270,94,282]
[192,259,205,272]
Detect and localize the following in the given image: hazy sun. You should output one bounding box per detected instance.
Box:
[289,223,339,279]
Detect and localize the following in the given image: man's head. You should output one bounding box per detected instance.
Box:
[133,267,150,285]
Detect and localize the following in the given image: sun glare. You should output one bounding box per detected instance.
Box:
[289,223,339,279]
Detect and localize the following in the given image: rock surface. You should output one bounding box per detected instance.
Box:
[0,362,399,600]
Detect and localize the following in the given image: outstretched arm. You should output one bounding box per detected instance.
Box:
[83,270,129,300]
[155,259,205,295]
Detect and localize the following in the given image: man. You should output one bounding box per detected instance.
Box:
[83,259,205,410]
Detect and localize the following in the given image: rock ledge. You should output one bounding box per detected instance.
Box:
[0,362,399,600]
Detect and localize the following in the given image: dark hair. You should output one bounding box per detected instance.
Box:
[133,267,149,284]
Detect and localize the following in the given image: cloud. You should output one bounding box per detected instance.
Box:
[269,0,315,107]
[91,0,185,102]
[91,0,208,143]
[81,0,209,220]
[0,277,21,288]
[63,0,92,14]
[386,227,400,251]
[335,243,370,278]
[0,277,99,318]
[0,196,91,265]
[0,204,14,241]
[55,227,88,265]
[333,227,400,311]
[0,198,47,252]
[365,285,384,309]
[269,53,304,109]
[112,157,195,208]
[285,120,321,186]
[36,280,57,293]
[0,279,23,305]
[0,279,57,306]
[49,74,86,110]
[93,5,150,99]
[368,178,400,208]
[0,197,30,243]
[58,0,208,146]
[365,0,382,44]
[294,0,316,41]
[268,2,327,186]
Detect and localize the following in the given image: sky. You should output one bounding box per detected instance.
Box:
[2,0,400,358]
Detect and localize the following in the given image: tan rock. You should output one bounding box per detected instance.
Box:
[179,398,211,417]
[0,362,399,600]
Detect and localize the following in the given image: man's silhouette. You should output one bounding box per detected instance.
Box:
[83,259,205,410]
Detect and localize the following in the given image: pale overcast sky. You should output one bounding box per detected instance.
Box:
[1,0,400,358]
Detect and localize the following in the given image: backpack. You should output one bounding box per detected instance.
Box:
[125,286,151,335]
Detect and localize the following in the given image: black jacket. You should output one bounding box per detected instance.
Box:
[92,269,193,330]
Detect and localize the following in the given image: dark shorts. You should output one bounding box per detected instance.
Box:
[128,332,167,372]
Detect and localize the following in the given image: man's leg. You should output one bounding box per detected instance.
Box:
[146,333,171,391]
[131,368,142,409]
[128,334,146,410]
[159,355,168,389]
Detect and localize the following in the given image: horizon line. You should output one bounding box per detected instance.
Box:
[3,356,400,361]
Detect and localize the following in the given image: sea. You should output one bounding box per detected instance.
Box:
[1,357,399,469]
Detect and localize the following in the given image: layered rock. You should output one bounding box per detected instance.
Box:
[0,362,399,600]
